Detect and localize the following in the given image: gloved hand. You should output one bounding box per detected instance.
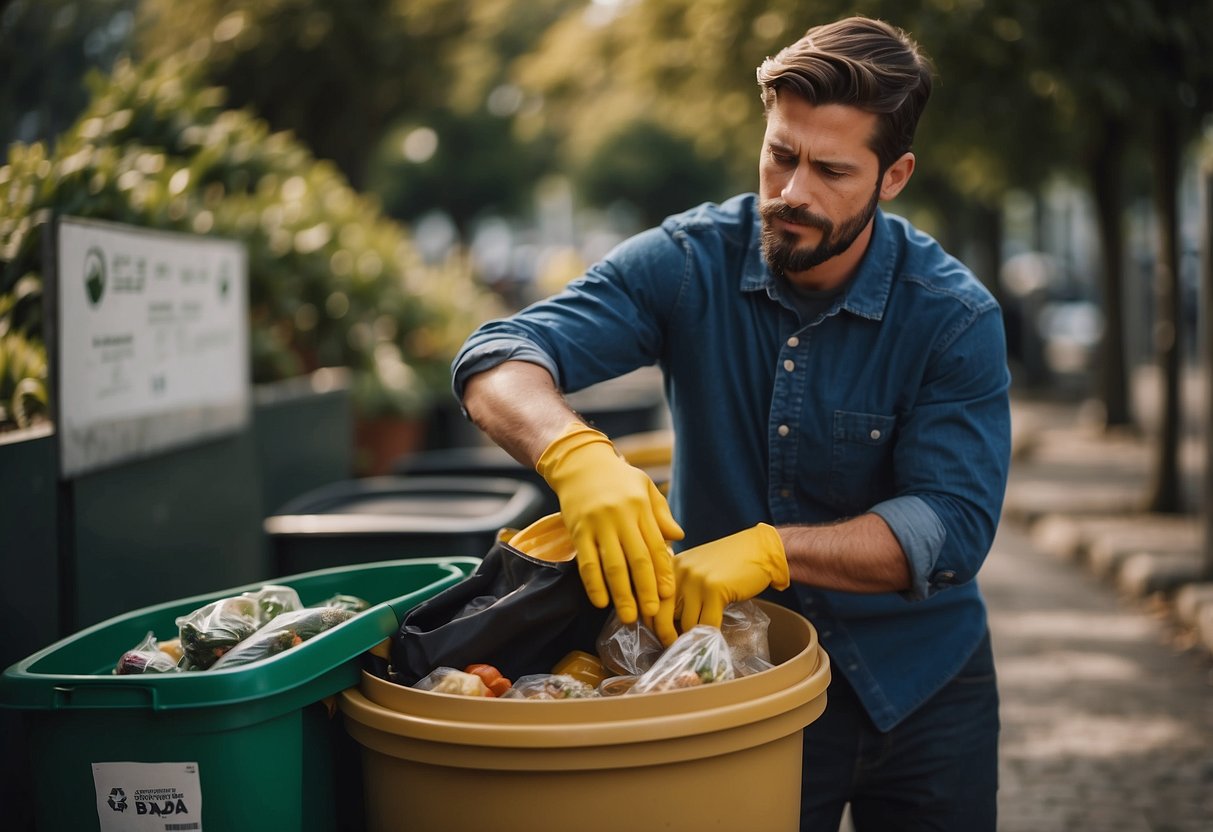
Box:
[537,422,684,623]
[652,523,790,646]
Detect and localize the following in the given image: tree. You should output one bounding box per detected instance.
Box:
[511,0,1064,273]
[1136,0,1213,513]
[135,0,581,217]
[1014,1,1153,430]
[134,0,476,190]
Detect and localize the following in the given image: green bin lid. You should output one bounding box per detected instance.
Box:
[0,556,478,712]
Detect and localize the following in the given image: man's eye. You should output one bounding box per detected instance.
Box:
[770,150,796,165]
[819,167,845,180]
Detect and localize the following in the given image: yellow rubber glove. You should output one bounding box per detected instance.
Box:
[537,422,684,623]
[652,523,790,646]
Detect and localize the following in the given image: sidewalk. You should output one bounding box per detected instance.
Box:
[988,393,1213,831]
[1004,392,1212,654]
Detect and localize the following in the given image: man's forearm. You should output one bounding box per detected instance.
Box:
[777,513,912,594]
[461,360,583,467]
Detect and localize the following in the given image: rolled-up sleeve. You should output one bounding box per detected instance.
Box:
[886,303,1011,600]
[869,494,948,601]
[451,338,559,402]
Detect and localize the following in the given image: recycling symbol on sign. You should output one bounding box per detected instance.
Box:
[107,787,127,812]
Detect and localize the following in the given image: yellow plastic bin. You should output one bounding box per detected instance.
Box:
[339,600,830,832]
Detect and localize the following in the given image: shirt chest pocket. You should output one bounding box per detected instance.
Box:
[828,410,898,512]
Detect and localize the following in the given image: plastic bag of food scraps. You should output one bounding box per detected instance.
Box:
[209,607,355,669]
[720,600,775,676]
[595,612,665,677]
[501,674,599,700]
[413,667,493,697]
[627,626,735,694]
[114,631,182,675]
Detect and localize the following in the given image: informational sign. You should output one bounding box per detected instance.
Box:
[56,217,249,477]
[91,761,204,832]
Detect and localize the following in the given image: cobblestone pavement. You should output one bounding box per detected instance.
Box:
[985,496,1213,830]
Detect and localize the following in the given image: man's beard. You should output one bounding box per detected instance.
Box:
[760,184,881,279]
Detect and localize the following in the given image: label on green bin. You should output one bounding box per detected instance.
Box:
[91,762,204,832]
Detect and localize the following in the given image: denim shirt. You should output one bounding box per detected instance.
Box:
[453,194,1011,731]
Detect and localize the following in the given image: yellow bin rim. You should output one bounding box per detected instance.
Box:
[339,600,831,753]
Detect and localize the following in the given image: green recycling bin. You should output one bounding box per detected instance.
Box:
[0,556,478,832]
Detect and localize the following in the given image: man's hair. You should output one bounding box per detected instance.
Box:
[756,16,934,170]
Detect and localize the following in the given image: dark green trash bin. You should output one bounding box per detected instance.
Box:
[265,475,547,575]
[391,445,561,517]
[0,557,478,832]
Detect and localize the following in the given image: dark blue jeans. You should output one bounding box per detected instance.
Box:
[800,632,999,832]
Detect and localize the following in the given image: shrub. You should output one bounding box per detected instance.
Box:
[0,53,504,431]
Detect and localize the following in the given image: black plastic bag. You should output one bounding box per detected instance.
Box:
[389,514,611,686]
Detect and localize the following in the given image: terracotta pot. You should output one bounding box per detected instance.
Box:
[354,416,428,476]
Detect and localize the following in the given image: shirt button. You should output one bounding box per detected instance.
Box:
[787,336,800,348]
[869,429,881,440]
[935,570,957,583]
[783,359,795,372]
[847,663,858,672]
[821,630,832,638]
[780,488,791,498]
[777,424,790,437]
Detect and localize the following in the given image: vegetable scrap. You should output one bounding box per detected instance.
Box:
[465,663,513,696]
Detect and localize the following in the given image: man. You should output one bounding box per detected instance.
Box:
[453,16,1009,832]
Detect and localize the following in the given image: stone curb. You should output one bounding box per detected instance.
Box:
[1011,509,1213,657]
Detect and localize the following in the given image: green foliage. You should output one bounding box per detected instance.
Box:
[0,53,506,430]
[133,0,481,191]
[0,275,49,431]
[574,120,730,229]
[368,108,547,233]
[133,0,582,230]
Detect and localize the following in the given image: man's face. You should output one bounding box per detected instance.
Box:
[758,95,885,287]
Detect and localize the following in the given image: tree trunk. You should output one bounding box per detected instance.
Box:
[1201,165,1213,577]
[1087,117,1132,428]
[1145,109,1184,514]
[971,201,1004,302]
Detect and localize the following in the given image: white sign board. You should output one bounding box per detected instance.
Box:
[57,217,249,477]
[91,761,204,832]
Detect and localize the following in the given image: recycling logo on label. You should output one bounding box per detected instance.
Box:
[85,246,107,307]
[107,787,128,812]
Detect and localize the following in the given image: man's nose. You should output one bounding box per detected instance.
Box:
[781,166,814,209]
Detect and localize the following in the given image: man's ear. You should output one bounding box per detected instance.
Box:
[879,152,915,201]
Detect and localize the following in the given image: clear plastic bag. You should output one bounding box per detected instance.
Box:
[114,631,182,675]
[597,675,639,697]
[721,600,772,673]
[316,593,370,613]
[176,596,261,669]
[209,607,355,670]
[595,612,665,677]
[414,667,493,697]
[627,626,736,695]
[734,655,776,677]
[241,585,303,623]
[500,674,599,699]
